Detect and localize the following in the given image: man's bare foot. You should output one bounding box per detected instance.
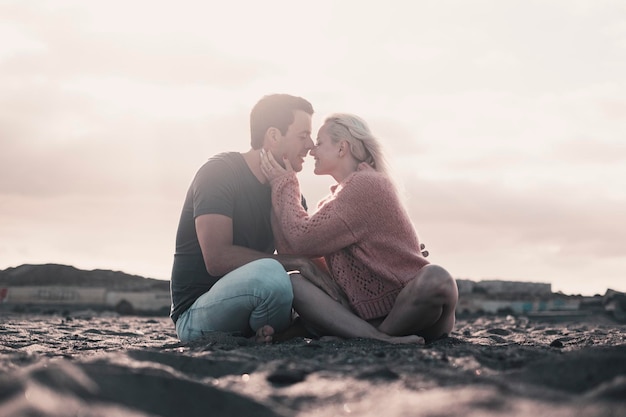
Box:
[254,325,275,344]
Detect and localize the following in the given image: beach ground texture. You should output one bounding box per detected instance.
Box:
[1,312,625,417]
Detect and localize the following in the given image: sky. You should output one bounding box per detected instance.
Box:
[1,0,625,296]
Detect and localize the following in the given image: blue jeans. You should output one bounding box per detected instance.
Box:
[175,258,293,342]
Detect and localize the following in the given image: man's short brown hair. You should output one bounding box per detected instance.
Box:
[250,94,314,149]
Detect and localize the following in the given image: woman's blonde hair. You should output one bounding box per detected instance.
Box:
[323,113,389,175]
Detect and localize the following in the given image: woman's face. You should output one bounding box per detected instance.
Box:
[311,123,341,176]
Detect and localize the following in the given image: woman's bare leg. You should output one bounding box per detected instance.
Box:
[378,264,458,342]
[290,275,424,345]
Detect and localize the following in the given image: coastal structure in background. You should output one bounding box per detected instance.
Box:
[456,278,626,322]
[0,264,170,315]
[1,264,624,323]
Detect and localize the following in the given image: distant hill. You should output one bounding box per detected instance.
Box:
[0,264,169,292]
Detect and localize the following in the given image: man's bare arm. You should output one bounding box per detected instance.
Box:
[196,214,325,277]
[196,214,278,276]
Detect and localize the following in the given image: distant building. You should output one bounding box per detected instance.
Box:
[455,278,579,316]
[456,279,551,296]
[475,280,551,296]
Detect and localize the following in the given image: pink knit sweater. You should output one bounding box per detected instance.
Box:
[270,164,429,320]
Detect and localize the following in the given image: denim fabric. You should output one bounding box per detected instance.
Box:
[175,258,293,342]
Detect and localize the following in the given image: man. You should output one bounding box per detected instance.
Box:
[170,94,320,343]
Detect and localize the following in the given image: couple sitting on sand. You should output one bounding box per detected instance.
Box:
[169,94,458,345]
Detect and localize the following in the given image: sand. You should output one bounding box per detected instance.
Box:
[1,312,625,417]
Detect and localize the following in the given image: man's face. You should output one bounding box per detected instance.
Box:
[273,110,314,172]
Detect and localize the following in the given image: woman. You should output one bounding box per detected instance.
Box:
[261,113,458,344]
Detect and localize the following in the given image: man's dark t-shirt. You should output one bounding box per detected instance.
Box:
[170,152,275,323]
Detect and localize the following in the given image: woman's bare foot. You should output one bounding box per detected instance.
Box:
[382,334,425,345]
[320,334,424,344]
[254,325,275,344]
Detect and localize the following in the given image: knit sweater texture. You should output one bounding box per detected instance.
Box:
[270,164,429,320]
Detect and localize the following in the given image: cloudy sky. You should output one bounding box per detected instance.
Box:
[1,0,625,296]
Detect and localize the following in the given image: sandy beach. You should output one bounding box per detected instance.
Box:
[1,311,624,417]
